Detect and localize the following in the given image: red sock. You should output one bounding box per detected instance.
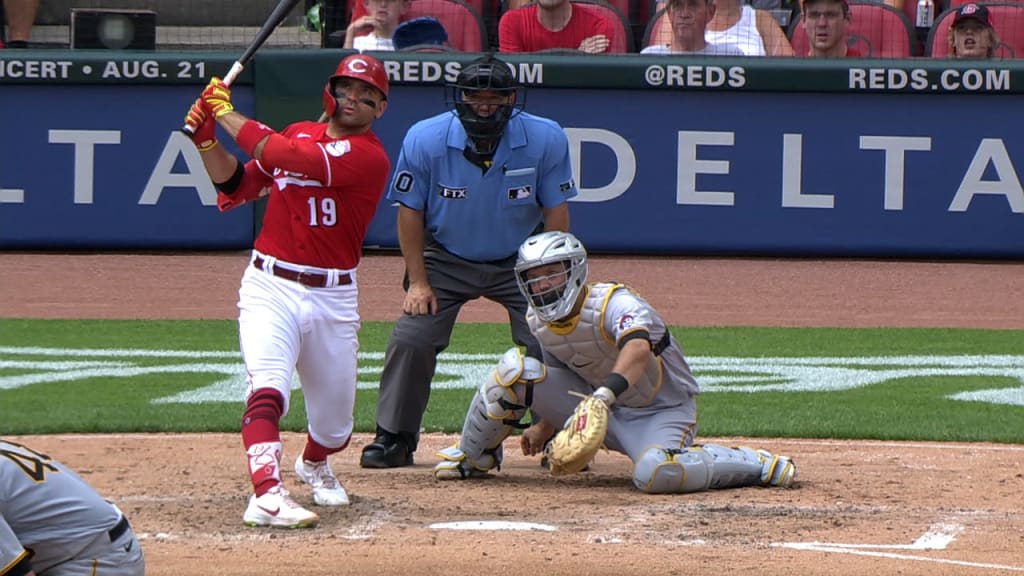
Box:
[302,434,351,463]
[241,389,284,496]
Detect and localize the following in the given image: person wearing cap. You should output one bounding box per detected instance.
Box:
[642,0,744,55]
[392,16,450,50]
[800,0,861,57]
[359,54,577,469]
[182,54,391,528]
[344,0,411,51]
[948,3,998,59]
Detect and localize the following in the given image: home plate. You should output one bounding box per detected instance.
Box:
[429,521,557,531]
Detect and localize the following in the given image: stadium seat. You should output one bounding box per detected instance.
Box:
[788,0,916,56]
[926,1,1024,57]
[643,7,668,48]
[405,0,487,51]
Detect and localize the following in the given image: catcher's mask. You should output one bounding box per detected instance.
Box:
[323,53,389,118]
[447,54,524,155]
[515,231,588,323]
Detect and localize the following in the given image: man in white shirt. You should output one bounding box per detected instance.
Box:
[642,0,745,54]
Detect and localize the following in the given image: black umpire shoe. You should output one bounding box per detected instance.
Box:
[360,427,414,468]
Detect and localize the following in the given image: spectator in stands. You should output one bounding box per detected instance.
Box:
[345,0,411,50]
[947,3,998,59]
[2,0,39,48]
[499,0,621,53]
[641,0,744,54]
[706,0,793,55]
[393,16,450,50]
[651,0,793,55]
[800,0,861,57]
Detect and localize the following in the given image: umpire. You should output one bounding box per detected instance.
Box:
[361,54,578,468]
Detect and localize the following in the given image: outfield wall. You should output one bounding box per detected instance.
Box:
[1,51,1022,256]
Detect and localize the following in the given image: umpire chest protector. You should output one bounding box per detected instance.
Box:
[529,283,662,408]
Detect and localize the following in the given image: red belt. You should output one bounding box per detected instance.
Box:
[253,256,351,288]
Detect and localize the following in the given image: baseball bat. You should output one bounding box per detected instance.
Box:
[182,0,304,134]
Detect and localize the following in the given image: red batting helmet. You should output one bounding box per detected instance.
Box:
[322,54,389,117]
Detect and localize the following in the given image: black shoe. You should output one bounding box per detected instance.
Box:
[360,429,414,468]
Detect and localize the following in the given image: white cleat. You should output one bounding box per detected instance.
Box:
[756,449,797,487]
[294,456,351,506]
[242,484,319,528]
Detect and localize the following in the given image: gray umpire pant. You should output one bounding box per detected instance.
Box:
[374,244,542,451]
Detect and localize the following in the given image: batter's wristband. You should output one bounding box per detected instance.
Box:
[236,120,276,157]
[604,373,630,397]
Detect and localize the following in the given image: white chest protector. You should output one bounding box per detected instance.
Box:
[528,283,665,407]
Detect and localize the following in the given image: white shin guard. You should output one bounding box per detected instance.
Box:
[633,444,795,493]
[440,348,545,477]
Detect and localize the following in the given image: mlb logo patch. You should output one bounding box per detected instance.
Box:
[439,186,467,199]
[507,185,533,200]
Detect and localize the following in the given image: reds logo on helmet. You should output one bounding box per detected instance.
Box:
[322,54,390,117]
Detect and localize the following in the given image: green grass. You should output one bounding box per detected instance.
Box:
[1,318,1021,442]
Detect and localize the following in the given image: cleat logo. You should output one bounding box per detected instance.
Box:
[257,505,280,516]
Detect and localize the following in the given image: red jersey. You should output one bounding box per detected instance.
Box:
[498,4,618,53]
[217,121,389,270]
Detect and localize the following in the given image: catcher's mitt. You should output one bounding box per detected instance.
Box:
[545,394,609,476]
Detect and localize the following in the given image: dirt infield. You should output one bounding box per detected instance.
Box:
[3,252,1024,576]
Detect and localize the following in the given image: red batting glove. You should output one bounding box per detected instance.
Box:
[184,98,217,152]
[201,77,234,119]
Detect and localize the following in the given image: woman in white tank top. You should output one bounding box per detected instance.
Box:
[704,0,795,55]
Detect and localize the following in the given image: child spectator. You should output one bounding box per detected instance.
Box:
[948,3,998,59]
[345,0,411,50]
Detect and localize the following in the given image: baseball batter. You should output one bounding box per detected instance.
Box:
[435,232,797,493]
[360,54,577,469]
[183,54,390,528]
[0,439,144,576]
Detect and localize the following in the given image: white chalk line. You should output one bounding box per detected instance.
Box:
[775,545,1023,572]
[774,522,1024,572]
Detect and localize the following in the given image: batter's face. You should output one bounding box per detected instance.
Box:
[803,1,848,53]
[952,21,993,59]
[332,78,387,126]
[461,90,515,118]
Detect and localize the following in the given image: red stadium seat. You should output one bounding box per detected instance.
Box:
[926,1,1024,57]
[788,0,916,56]
[405,0,487,51]
[643,7,667,48]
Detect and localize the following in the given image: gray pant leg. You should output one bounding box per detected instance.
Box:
[375,294,462,447]
[479,263,541,359]
[375,250,482,448]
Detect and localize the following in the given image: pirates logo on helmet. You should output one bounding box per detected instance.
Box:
[322,54,389,118]
[515,231,588,323]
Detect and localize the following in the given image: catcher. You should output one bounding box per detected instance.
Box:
[434,231,796,493]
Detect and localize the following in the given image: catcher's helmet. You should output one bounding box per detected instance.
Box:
[447,54,524,154]
[515,231,588,323]
[322,54,389,118]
